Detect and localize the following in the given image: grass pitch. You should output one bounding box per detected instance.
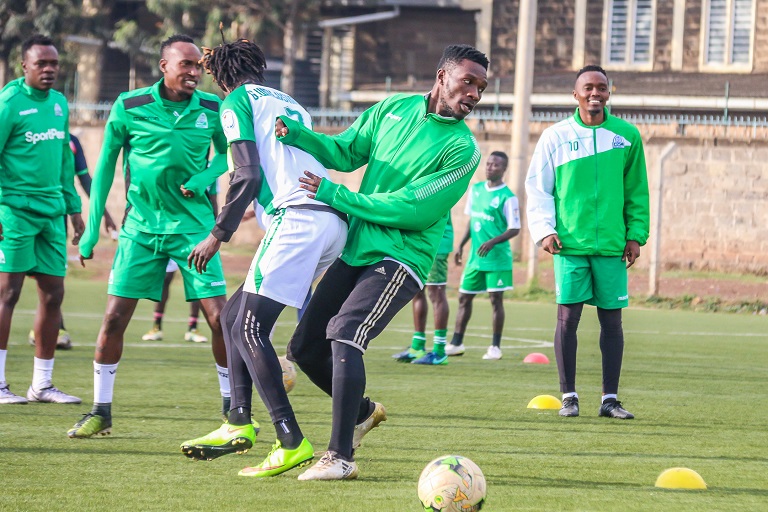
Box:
[1,277,766,511]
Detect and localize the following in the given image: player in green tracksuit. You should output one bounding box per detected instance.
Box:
[450,151,520,361]
[26,133,118,350]
[68,35,231,439]
[525,65,649,420]
[276,44,489,480]
[0,35,84,405]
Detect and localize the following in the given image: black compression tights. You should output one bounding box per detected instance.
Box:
[328,341,367,460]
[554,304,624,394]
[223,286,304,447]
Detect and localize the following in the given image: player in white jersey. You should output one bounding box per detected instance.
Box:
[179,39,348,478]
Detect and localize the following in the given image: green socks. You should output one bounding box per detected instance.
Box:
[410,332,426,351]
[433,330,447,357]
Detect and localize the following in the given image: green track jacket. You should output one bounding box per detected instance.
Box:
[525,108,650,256]
[278,93,481,284]
[81,80,227,258]
[0,77,80,216]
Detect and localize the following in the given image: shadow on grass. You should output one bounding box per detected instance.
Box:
[486,475,768,497]
[2,445,181,457]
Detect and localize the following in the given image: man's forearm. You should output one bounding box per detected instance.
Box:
[211,140,261,242]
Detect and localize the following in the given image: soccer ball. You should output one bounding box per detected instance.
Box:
[417,455,486,511]
[278,356,297,393]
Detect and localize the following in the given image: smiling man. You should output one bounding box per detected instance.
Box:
[67,35,231,438]
[273,44,488,480]
[525,65,649,420]
[0,34,83,405]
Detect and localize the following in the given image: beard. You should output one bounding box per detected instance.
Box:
[438,97,458,118]
[587,106,602,116]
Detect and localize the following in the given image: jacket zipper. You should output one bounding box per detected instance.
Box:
[593,126,599,252]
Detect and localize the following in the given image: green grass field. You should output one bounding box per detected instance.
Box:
[1,277,767,511]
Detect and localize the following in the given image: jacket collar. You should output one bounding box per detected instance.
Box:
[422,92,464,125]
[151,79,200,114]
[16,77,52,101]
[573,107,611,128]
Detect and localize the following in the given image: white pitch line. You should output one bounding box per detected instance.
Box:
[13,310,767,339]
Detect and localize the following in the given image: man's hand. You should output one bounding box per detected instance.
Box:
[275,118,289,138]
[188,233,222,274]
[454,248,464,266]
[622,240,641,268]
[70,214,85,245]
[298,170,322,199]
[103,212,118,236]
[79,252,93,268]
[541,234,562,255]
[180,184,195,198]
[477,241,496,257]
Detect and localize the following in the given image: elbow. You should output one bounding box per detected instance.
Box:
[230,166,262,192]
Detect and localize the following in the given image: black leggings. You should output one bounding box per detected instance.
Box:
[554,304,624,394]
[222,285,293,423]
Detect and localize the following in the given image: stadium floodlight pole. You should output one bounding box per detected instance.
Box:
[508,0,538,284]
[649,142,677,296]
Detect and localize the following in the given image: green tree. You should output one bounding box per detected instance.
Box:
[112,19,157,91]
[209,0,318,96]
[0,0,78,86]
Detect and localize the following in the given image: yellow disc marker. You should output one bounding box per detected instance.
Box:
[527,395,562,410]
[655,468,707,490]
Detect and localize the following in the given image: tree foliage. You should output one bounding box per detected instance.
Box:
[0,0,80,83]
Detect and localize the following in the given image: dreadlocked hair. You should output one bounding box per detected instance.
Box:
[201,39,267,92]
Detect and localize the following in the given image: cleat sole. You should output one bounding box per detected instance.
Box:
[181,438,254,461]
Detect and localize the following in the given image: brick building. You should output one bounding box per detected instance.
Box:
[319,0,768,110]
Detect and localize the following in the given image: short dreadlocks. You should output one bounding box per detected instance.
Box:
[437,44,489,72]
[201,39,267,92]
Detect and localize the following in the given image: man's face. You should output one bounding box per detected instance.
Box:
[436,59,488,120]
[485,155,507,182]
[160,42,203,99]
[573,71,610,116]
[22,45,59,92]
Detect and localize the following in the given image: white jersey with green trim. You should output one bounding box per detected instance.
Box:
[220,84,328,215]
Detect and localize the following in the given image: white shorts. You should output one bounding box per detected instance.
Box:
[166,259,179,272]
[243,207,348,308]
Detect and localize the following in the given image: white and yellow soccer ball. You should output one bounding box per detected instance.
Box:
[417,455,486,511]
[278,356,297,393]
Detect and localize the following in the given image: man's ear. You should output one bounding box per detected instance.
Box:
[436,68,445,84]
[159,58,167,74]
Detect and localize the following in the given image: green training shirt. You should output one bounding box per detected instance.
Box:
[465,182,519,271]
[80,79,228,258]
[0,77,80,217]
[278,93,481,285]
[525,108,649,256]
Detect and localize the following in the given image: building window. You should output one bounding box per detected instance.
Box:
[703,0,754,67]
[604,0,655,67]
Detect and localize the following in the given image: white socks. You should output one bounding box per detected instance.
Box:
[562,392,578,400]
[93,361,119,404]
[32,357,54,390]
[0,349,7,382]
[602,393,617,403]
[216,364,230,398]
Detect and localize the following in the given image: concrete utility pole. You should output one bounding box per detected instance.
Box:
[508,0,538,284]
[649,142,677,296]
